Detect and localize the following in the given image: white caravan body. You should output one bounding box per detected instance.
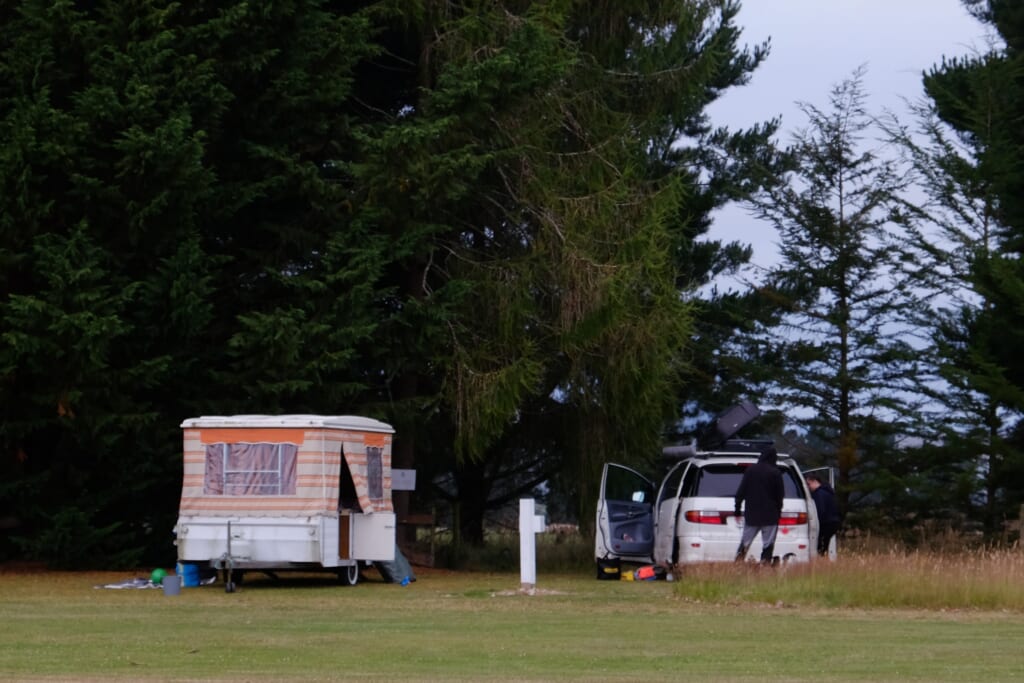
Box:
[174,415,396,581]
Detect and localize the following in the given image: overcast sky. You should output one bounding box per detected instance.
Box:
[706,0,992,278]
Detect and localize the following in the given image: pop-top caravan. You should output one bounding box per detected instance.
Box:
[174,415,396,591]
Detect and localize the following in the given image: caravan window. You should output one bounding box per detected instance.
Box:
[367,446,383,501]
[203,443,298,496]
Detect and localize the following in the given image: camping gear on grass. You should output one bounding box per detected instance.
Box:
[162,574,181,596]
[176,562,200,587]
[374,544,416,584]
[596,557,621,580]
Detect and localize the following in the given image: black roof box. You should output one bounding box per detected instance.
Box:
[700,401,761,450]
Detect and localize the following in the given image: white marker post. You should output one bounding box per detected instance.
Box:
[519,498,546,592]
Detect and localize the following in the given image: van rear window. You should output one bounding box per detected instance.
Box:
[684,464,803,498]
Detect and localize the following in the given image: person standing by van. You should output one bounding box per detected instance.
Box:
[806,474,840,557]
[734,445,784,564]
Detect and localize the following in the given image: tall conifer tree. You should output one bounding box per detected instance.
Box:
[0,1,381,564]
[347,1,777,541]
[747,72,924,519]
[908,0,1024,530]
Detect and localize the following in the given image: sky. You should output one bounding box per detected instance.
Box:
[705,0,992,279]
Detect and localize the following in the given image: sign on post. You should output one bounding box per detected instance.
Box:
[391,468,416,491]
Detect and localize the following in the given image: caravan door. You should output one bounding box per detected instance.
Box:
[594,463,655,563]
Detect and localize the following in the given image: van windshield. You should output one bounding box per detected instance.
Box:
[684,464,803,498]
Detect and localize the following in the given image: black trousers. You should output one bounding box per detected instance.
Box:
[818,522,839,556]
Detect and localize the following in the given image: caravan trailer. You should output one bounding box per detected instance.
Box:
[174,415,396,591]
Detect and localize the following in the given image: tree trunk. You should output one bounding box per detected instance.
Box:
[453,460,491,546]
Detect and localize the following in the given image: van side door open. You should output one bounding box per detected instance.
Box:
[595,463,655,562]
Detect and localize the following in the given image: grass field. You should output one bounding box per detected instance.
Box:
[3,555,1024,683]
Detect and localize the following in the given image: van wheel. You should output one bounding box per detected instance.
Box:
[339,564,359,587]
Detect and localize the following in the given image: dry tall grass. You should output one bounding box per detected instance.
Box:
[431,527,1024,611]
[674,546,1024,611]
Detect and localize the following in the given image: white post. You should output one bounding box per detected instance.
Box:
[519,498,545,591]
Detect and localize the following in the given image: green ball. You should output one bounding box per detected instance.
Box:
[151,568,168,585]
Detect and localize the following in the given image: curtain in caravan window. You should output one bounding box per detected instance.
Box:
[367,446,383,501]
[203,443,297,495]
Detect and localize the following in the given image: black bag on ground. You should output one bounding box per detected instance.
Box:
[596,557,621,580]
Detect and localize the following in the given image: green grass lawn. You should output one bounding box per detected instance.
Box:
[2,564,1023,682]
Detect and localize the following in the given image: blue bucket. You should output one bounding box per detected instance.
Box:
[176,562,201,588]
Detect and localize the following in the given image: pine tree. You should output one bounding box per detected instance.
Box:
[0,0,783,557]
[346,1,778,542]
[747,71,925,519]
[0,1,383,565]
[906,0,1024,531]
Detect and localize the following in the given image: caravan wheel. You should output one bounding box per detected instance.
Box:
[339,564,359,587]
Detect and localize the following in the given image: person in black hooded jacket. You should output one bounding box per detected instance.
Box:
[734,445,784,564]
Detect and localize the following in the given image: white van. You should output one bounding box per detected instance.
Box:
[594,403,824,572]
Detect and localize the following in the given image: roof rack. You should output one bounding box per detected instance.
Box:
[705,438,775,454]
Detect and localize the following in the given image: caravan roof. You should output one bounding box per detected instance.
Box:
[180,414,394,433]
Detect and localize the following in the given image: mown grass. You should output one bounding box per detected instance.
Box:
[3,547,1024,682]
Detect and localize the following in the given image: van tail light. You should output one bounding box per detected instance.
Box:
[684,510,730,524]
[778,511,808,526]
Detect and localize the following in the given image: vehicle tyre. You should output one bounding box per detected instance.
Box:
[339,563,359,586]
